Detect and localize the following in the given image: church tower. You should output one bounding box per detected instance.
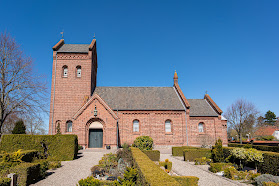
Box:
[49,38,97,134]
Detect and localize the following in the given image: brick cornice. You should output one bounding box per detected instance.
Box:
[73,93,119,120]
[52,39,64,51]
[204,94,223,114]
[174,82,190,108]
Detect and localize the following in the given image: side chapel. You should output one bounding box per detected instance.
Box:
[49,38,228,148]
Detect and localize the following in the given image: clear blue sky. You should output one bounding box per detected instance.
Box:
[0,0,278,126]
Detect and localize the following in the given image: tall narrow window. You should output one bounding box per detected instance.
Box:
[198,123,204,133]
[66,120,72,132]
[63,66,68,77]
[133,120,139,132]
[76,66,81,77]
[165,120,171,132]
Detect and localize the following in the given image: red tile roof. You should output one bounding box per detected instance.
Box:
[255,126,279,136]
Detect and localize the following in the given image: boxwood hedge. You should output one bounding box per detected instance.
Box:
[183,149,211,162]
[131,147,199,185]
[228,143,279,153]
[172,146,198,156]
[0,134,78,161]
[142,150,160,161]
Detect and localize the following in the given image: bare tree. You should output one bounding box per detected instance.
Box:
[24,116,47,135]
[0,32,47,135]
[224,99,258,144]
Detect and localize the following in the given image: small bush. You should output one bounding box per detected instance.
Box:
[258,151,279,176]
[142,150,160,161]
[172,146,198,156]
[172,176,199,186]
[48,161,61,169]
[212,138,224,162]
[12,120,26,134]
[78,176,100,186]
[223,166,238,180]
[183,149,211,161]
[98,153,118,173]
[255,174,279,186]
[0,178,11,186]
[263,182,279,186]
[194,157,211,165]
[209,163,233,173]
[132,136,153,150]
[159,161,172,170]
[114,167,138,185]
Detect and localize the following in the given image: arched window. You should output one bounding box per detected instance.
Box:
[66,120,73,132]
[165,120,171,132]
[76,66,81,77]
[55,120,61,133]
[62,65,68,77]
[198,123,204,133]
[133,120,139,132]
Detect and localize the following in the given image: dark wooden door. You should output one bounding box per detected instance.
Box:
[89,129,103,148]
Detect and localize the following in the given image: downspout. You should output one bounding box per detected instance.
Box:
[116,109,119,149]
[51,52,57,135]
[173,87,189,146]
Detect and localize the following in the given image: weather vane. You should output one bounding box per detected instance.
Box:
[93,33,96,39]
[205,90,208,95]
[60,30,64,39]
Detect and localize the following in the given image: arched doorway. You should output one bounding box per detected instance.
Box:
[88,121,103,148]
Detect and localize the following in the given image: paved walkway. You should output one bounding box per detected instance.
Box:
[160,154,247,186]
[32,149,116,186]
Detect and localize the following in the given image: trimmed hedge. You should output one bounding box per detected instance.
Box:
[172,146,198,156]
[9,163,42,186]
[228,143,279,153]
[173,176,199,185]
[209,163,233,173]
[258,152,279,176]
[0,178,11,186]
[0,134,78,161]
[183,149,211,162]
[142,150,160,161]
[131,147,198,185]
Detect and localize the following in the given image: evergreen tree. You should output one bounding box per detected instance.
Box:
[212,138,224,162]
[12,120,26,134]
[56,122,61,134]
[264,110,277,125]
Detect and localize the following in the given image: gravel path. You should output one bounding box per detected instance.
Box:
[160,154,247,186]
[32,149,116,186]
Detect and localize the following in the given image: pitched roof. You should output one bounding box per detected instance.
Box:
[57,44,90,53]
[94,87,185,111]
[187,99,219,117]
[255,126,279,136]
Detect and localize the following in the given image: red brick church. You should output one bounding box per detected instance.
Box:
[49,38,228,148]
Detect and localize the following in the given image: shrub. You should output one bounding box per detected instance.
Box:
[132,136,153,150]
[116,147,133,167]
[98,153,118,173]
[172,176,199,185]
[257,136,275,141]
[0,149,38,163]
[263,182,279,186]
[12,120,26,134]
[229,143,279,153]
[159,161,172,170]
[209,163,233,173]
[194,157,211,165]
[0,178,11,186]
[231,148,263,169]
[223,166,238,180]
[114,167,138,185]
[8,163,43,186]
[48,161,61,169]
[142,150,160,161]
[0,134,78,161]
[212,138,224,162]
[78,177,113,186]
[258,151,279,176]
[172,146,198,156]
[183,149,211,161]
[254,174,279,186]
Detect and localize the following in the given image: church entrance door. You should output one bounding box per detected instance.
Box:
[89,129,103,148]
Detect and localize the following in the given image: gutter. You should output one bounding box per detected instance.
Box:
[51,52,58,135]
[173,87,188,146]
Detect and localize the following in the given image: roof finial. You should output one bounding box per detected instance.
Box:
[205,90,208,95]
[60,30,64,39]
[174,70,178,84]
[93,33,95,39]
